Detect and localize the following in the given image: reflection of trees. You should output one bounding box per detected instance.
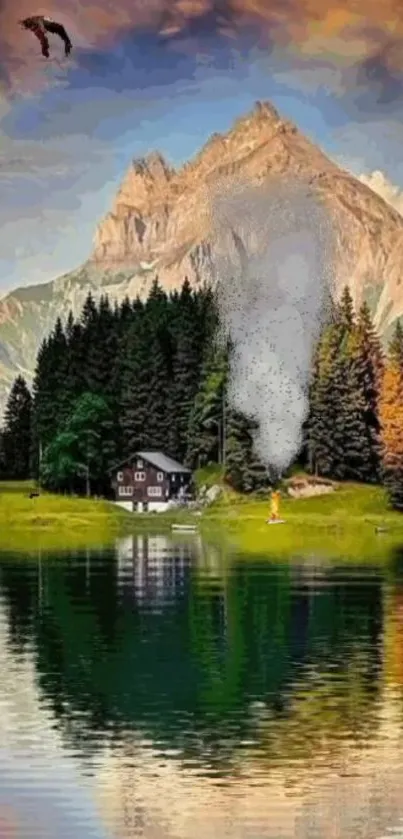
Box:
[383,546,403,712]
[0,545,384,773]
[240,643,382,790]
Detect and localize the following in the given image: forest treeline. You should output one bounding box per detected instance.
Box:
[1,279,403,509]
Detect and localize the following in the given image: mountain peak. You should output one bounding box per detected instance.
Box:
[89,98,403,332]
[237,98,281,125]
[91,97,333,265]
[2,99,403,418]
[132,151,174,179]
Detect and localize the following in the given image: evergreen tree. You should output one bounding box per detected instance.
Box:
[64,311,85,404]
[305,319,347,477]
[146,328,172,450]
[81,294,113,396]
[224,409,269,493]
[186,341,229,468]
[336,328,376,481]
[143,281,172,450]
[339,284,355,331]
[168,280,205,460]
[31,317,69,475]
[29,275,388,497]
[119,296,133,326]
[304,287,383,482]
[96,295,121,435]
[49,317,70,422]
[0,430,6,478]
[81,291,98,331]
[120,306,151,453]
[79,292,99,393]
[2,375,32,479]
[352,302,384,481]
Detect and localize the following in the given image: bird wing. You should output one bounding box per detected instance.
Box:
[31,26,50,57]
[43,19,72,52]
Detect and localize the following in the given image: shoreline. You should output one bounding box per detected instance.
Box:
[1,480,402,557]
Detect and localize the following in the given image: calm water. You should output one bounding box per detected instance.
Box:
[1,534,403,838]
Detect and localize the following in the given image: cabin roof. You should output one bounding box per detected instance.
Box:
[136,451,191,474]
[109,450,191,475]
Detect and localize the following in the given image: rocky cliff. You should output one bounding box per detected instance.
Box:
[1,99,403,416]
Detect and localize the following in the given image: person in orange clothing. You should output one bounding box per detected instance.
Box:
[269,489,281,521]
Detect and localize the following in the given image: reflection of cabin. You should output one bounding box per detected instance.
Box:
[110,451,193,512]
[116,534,192,607]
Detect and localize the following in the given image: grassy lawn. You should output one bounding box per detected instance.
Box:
[0,481,138,552]
[1,476,403,560]
[0,480,197,552]
[202,480,403,560]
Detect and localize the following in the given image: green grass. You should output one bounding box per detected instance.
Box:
[0,480,200,553]
[202,480,403,560]
[1,477,403,560]
[0,481,139,552]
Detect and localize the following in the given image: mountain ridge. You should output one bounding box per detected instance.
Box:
[1,99,403,417]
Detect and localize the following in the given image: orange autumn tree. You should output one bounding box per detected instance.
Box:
[379,322,403,510]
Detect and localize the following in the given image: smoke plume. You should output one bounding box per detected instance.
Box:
[210,179,335,476]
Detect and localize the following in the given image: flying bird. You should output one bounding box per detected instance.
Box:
[19,15,72,59]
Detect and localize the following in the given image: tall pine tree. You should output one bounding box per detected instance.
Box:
[120,302,151,454]
[305,286,382,482]
[2,376,32,479]
[64,310,85,405]
[143,281,172,450]
[186,340,229,468]
[305,315,349,477]
[168,280,205,460]
[31,317,69,475]
[224,408,269,493]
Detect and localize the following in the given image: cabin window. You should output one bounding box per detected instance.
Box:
[117,471,123,481]
[134,471,145,481]
[157,472,164,482]
[147,486,162,497]
[137,459,143,469]
[118,485,133,497]
[172,474,176,482]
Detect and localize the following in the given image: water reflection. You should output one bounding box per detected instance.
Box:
[0,536,403,837]
[116,535,191,609]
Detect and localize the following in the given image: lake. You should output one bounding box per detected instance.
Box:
[1,532,403,838]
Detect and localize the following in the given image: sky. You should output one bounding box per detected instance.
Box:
[1,0,403,296]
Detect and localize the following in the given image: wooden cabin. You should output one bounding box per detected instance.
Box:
[110,451,193,512]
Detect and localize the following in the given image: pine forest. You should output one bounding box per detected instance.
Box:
[1,279,403,510]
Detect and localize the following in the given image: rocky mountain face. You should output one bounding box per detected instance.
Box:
[1,99,403,417]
